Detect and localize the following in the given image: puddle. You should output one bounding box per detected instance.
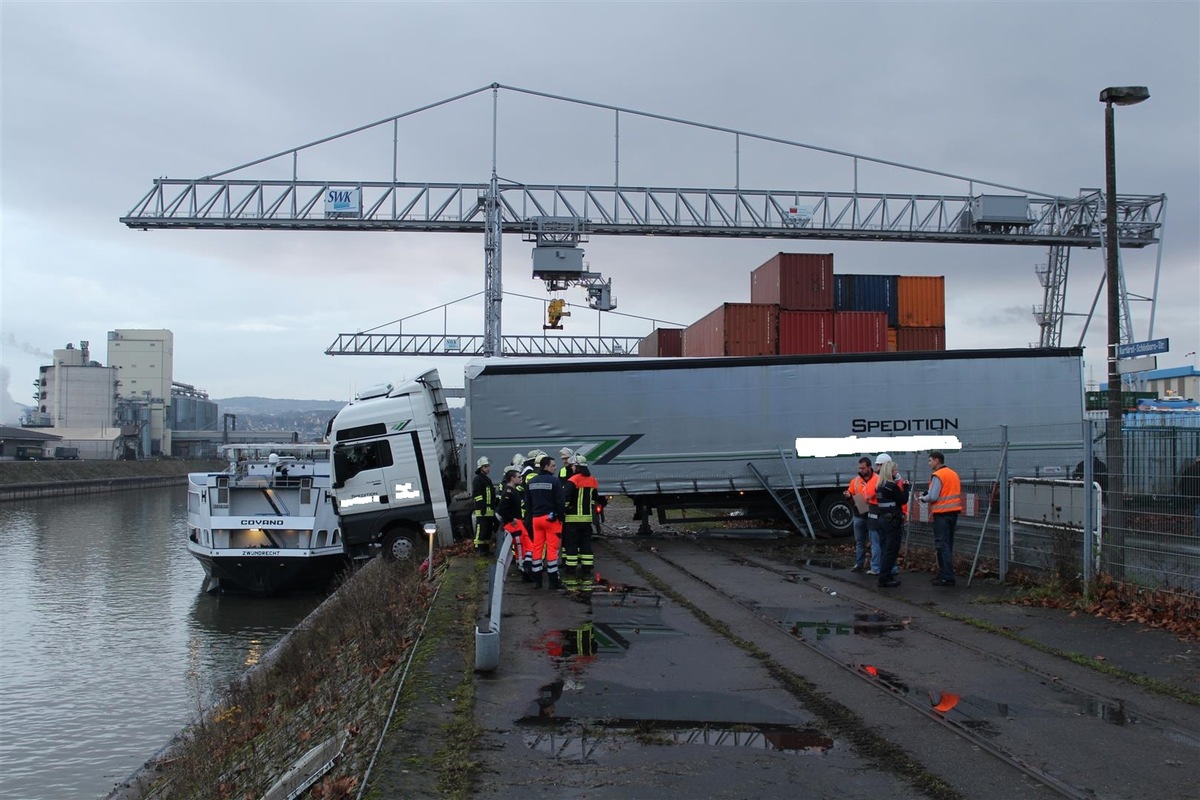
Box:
[765,608,910,640]
[1078,698,1133,725]
[519,719,834,761]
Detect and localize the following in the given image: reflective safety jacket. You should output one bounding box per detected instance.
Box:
[472,470,495,516]
[566,469,599,523]
[930,466,964,514]
[848,473,872,517]
[496,482,523,525]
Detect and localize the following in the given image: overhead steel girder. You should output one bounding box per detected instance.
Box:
[122,180,1165,249]
[324,333,645,357]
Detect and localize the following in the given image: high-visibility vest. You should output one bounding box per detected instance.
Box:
[865,473,879,506]
[566,473,599,523]
[930,466,964,514]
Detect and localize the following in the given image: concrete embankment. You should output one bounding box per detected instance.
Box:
[0,459,225,501]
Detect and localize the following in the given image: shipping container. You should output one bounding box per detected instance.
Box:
[896,275,946,327]
[778,311,833,355]
[835,274,899,326]
[750,253,834,310]
[886,327,899,352]
[832,312,888,353]
[683,303,778,357]
[896,326,946,351]
[638,327,684,358]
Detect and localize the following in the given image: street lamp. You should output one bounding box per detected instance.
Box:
[1100,85,1149,579]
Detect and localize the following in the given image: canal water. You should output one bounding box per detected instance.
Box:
[0,487,325,800]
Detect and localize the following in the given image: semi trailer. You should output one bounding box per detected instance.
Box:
[464,348,1087,535]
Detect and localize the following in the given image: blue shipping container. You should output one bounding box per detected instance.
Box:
[835,274,898,327]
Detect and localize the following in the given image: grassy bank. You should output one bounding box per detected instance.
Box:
[0,459,225,486]
[109,548,477,800]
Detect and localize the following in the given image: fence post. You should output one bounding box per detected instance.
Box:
[998,424,1009,581]
[1082,420,1095,595]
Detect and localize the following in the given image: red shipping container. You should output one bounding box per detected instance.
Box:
[896,276,946,327]
[833,312,887,353]
[683,303,778,357]
[638,327,683,357]
[896,326,946,351]
[779,311,834,355]
[750,253,834,310]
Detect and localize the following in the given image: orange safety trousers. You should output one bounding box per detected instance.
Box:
[504,520,529,562]
[531,514,563,573]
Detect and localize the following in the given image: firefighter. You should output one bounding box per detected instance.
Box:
[471,456,496,555]
[495,467,528,574]
[524,454,566,589]
[563,454,599,580]
[558,447,574,479]
[919,450,964,586]
[517,449,544,576]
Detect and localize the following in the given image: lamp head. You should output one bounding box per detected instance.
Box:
[1099,86,1149,106]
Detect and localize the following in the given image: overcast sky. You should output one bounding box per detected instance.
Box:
[2,1,1197,421]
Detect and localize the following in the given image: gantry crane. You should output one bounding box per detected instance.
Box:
[121,83,1167,357]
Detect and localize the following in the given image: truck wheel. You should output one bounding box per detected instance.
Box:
[382,529,419,562]
[817,495,855,537]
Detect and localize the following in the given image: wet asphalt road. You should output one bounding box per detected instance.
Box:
[466,536,1199,800]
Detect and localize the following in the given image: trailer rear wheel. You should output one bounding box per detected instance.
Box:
[818,495,854,537]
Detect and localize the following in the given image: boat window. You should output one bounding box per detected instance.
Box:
[334,440,394,483]
[216,476,229,507]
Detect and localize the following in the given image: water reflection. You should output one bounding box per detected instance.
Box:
[0,487,321,799]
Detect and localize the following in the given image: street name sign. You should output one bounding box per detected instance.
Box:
[1117,338,1169,359]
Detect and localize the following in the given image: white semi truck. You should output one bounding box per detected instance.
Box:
[327,370,469,561]
[464,348,1088,536]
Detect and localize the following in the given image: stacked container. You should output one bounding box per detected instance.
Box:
[683,303,779,357]
[832,311,888,353]
[894,276,946,351]
[779,311,833,355]
[638,327,684,358]
[834,274,899,327]
[750,253,834,310]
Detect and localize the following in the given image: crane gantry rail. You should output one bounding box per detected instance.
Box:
[120,83,1167,357]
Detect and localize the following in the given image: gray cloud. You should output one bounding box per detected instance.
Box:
[1,1,1196,398]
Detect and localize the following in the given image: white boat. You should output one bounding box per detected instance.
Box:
[186,444,347,595]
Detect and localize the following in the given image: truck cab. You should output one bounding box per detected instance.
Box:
[328,370,466,562]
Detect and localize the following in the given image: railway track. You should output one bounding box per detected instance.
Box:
[602,537,1199,800]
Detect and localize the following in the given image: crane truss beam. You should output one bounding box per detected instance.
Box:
[324,333,644,357]
[122,181,1164,248]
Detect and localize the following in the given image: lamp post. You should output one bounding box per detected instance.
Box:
[1100,85,1149,580]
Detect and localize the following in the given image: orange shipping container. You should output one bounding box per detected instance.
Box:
[886,327,899,352]
[896,326,946,351]
[683,303,779,357]
[750,253,834,310]
[896,276,946,327]
[779,311,833,355]
[638,327,683,357]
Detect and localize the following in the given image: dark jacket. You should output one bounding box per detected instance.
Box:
[525,469,566,522]
[875,478,909,524]
[496,482,523,525]
[472,469,495,515]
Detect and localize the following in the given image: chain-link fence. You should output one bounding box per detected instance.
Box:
[899,420,1200,598]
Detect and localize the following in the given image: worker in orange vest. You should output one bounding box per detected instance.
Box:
[919,451,964,586]
[845,456,874,572]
